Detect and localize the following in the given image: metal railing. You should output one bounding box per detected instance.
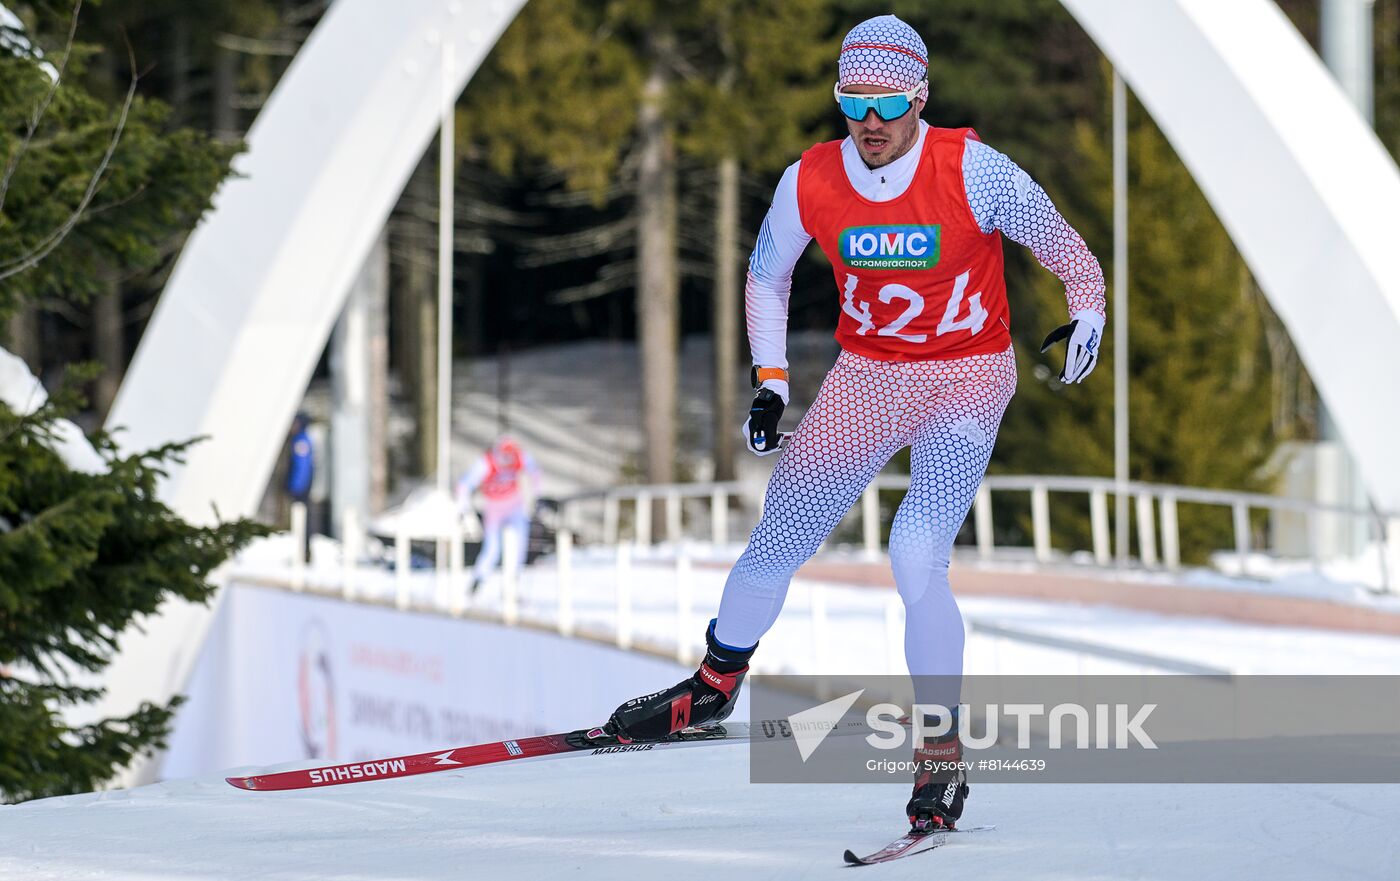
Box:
[966,475,1395,581]
[555,474,1399,591]
[246,534,1237,677]
[256,475,1395,682]
[284,473,1398,596]
[556,480,750,548]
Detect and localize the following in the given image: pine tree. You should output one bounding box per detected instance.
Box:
[0,378,267,803]
[458,0,661,486]
[0,4,266,802]
[0,7,238,313]
[461,0,840,486]
[2,0,273,415]
[675,0,837,480]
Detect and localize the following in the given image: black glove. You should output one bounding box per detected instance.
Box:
[744,388,785,456]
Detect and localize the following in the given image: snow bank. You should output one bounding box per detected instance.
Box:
[0,346,104,474]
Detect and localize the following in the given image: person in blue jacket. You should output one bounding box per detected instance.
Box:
[287,412,315,559]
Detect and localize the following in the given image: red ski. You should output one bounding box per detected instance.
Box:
[226,723,748,792]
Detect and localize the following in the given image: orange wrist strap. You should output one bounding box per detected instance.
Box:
[752,366,789,386]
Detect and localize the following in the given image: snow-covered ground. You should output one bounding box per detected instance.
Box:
[13,319,1400,880]
[3,738,1398,880]
[9,543,1400,878]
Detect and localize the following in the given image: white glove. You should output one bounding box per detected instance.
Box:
[1040,311,1104,384]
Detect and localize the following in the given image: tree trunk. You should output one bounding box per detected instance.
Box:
[87,55,125,421]
[636,58,679,497]
[331,228,390,536]
[168,15,191,126]
[393,152,439,480]
[6,303,40,373]
[712,155,741,482]
[212,44,238,142]
[389,259,414,452]
[414,151,440,480]
[367,231,390,514]
[415,251,439,482]
[92,280,123,421]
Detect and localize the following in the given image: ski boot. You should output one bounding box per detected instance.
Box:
[905,725,969,833]
[604,619,756,741]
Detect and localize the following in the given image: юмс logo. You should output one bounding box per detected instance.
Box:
[839,225,941,269]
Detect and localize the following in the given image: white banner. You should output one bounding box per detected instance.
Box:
[162,583,710,778]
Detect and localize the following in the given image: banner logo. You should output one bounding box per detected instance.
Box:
[839,225,940,269]
[297,621,338,760]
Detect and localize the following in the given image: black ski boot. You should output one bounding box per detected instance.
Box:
[604,620,756,741]
[905,727,969,833]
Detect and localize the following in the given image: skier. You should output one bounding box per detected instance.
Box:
[604,15,1106,833]
[456,436,541,594]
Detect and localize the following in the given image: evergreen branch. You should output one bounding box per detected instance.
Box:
[678,257,714,280]
[516,215,636,267]
[669,54,703,82]
[82,183,151,219]
[549,261,636,304]
[457,196,543,228]
[0,366,96,457]
[0,0,81,216]
[0,40,135,281]
[279,1,331,28]
[213,33,301,57]
[0,383,48,449]
[394,194,544,229]
[522,182,629,208]
[30,296,87,326]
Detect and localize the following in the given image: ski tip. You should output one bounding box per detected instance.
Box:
[225,776,255,790]
[842,849,863,866]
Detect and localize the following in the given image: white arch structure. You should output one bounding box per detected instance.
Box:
[1060,0,1400,511]
[95,0,526,777]
[109,0,526,523]
[100,0,1400,778]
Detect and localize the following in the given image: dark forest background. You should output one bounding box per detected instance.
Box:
[4,0,1397,550]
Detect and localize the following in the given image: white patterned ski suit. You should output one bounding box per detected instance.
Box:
[714,120,1106,692]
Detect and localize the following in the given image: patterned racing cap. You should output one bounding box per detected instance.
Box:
[837,14,929,102]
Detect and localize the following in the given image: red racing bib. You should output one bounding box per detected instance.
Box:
[482,450,522,500]
[796,127,1011,361]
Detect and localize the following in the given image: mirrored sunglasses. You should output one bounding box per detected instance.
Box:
[833,82,924,122]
